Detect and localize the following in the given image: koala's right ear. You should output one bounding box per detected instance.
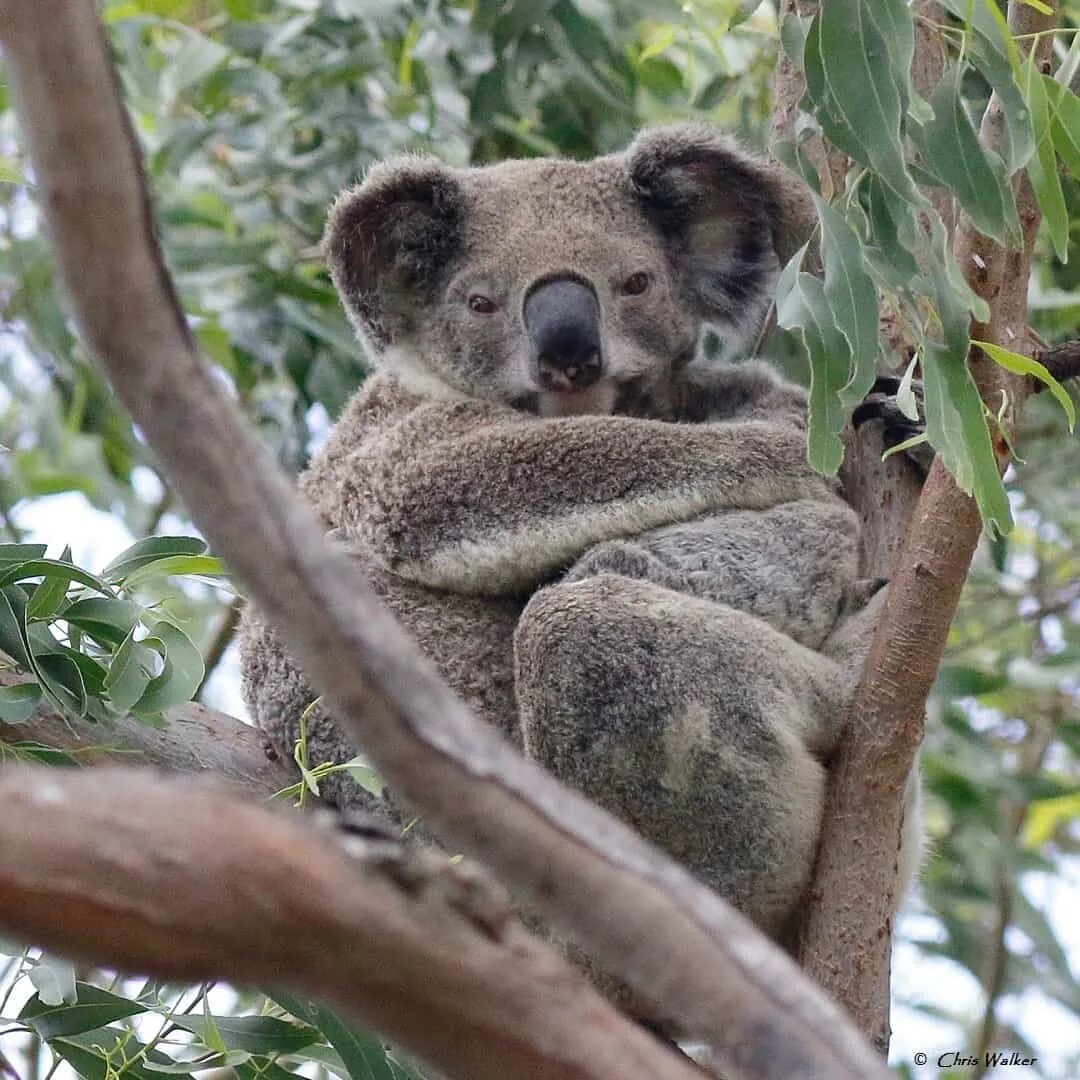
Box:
[324,158,464,351]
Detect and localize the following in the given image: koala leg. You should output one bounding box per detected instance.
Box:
[514,573,851,935]
[239,542,523,815]
[562,539,693,594]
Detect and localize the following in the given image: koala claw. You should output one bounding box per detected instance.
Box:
[852,375,933,475]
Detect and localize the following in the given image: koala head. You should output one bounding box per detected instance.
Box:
[325,124,801,417]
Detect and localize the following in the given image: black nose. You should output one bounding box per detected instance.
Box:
[523,278,603,391]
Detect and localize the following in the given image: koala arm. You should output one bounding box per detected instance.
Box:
[677,359,809,429]
[337,398,833,595]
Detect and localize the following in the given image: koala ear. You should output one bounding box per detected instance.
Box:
[324,157,464,351]
[627,124,805,334]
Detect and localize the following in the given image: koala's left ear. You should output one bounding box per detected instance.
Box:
[627,124,810,332]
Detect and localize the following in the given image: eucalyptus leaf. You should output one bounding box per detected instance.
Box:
[63,596,143,647]
[0,681,43,722]
[21,983,141,1038]
[803,0,922,204]
[1025,57,1069,263]
[776,246,851,475]
[813,195,879,407]
[272,993,416,1080]
[171,1014,320,1055]
[1041,77,1080,178]
[908,66,1019,247]
[132,620,205,715]
[101,536,208,584]
[973,339,1076,430]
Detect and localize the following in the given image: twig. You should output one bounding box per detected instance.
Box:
[0,5,889,1077]
[197,596,242,699]
[0,767,703,1080]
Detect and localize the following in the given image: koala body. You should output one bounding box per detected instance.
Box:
[239,125,920,980]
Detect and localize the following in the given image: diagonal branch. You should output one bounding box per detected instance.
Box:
[0,4,887,1077]
[0,766,704,1080]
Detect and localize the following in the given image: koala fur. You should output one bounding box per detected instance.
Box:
[239,123,921,979]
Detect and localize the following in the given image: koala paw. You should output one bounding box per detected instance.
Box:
[840,576,889,615]
[564,540,689,593]
[852,374,934,475]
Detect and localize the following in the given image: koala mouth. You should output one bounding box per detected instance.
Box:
[514,376,656,419]
[534,380,620,417]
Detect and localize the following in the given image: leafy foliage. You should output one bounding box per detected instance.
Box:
[0,1,1078,1078]
[779,0,1080,533]
[0,539,217,725]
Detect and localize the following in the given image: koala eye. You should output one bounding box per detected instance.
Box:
[467,293,497,314]
[622,272,650,297]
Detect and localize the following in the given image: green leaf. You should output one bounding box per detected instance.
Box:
[972,340,1076,430]
[0,585,33,668]
[20,983,140,1038]
[814,195,880,408]
[0,682,43,723]
[101,537,208,584]
[340,758,385,799]
[934,664,1008,698]
[104,633,158,714]
[0,559,110,596]
[33,651,89,718]
[803,0,922,204]
[133,620,205,715]
[1025,57,1069,263]
[271,993,413,1080]
[638,25,674,63]
[1042,77,1080,178]
[916,227,1011,533]
[1023,793,1080,847]
[776,246,851,475]
[26,547,75,620]
[63,597,142,647]
[0,544,48,565]
[921,339,1011,533]
[937,0,1033,172]
[908,66,1019,247]
[171,1015,319,1055]
[121,554,225,589]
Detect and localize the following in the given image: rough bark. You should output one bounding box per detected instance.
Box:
[0,766,706,1080]
[0,5,889,1078]
[791,0,1060,1053]
[0,665,293,798]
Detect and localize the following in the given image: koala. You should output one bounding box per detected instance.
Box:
[239,124,922,988]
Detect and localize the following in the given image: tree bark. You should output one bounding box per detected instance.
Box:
[0,4,889,1077]
[0,766,706,1080]
[0,665,294,798]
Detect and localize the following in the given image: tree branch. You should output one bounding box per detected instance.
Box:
[794,0,1060,1053]
[1036,339,1080,388]
[0,665,294,798]
[0,766,705,1080]
[0,4,888,1077]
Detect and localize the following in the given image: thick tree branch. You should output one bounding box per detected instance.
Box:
[0,766,704,1080]
[0,665,293,798]
[794,0,1059,1053]
[0,4,888,1077]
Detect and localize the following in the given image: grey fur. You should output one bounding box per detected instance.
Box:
[239,124,922,999]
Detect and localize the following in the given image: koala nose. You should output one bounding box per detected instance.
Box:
[523,278,604,391]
